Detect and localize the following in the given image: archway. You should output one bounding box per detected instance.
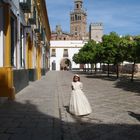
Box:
[60,58,71,71]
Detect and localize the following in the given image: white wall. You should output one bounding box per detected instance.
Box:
[50,40,86,71]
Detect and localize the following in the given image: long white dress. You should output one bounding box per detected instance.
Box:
[69,81,92,116]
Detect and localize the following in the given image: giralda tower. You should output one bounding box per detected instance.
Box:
[70,0,87,39]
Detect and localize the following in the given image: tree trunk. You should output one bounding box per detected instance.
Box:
[84,64,86,72]
[90,63,92,74]
[95,63,97,74]
[87,64,89,72]
[83,64,85,72]
[102,63,105,73]
[116,63,119,79]
[131,61,136,82]
[100,63,102,71]
[107,63,110,77]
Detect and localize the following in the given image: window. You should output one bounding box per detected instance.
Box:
[10,16,17,67]
[76,4,79,9]
[75,15,77,20]
[33,6,36,19]
[63,49,68,57]
[51,49,56,57]
[20,24,24,68]
[75,27,78,35]
[72,16,74,21]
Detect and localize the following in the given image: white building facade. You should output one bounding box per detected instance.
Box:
[50,40,86,71]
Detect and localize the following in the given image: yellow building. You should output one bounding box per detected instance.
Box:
[0,0,51,100]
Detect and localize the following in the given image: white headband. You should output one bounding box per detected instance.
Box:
[74,74,80,77]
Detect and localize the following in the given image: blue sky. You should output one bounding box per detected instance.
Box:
[46,0,140,36]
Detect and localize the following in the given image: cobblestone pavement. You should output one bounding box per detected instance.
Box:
[0,71,140,140]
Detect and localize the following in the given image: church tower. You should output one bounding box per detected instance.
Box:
[70,0,87,40]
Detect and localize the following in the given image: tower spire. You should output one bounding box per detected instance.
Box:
[70,0,87,40]
[74,0,83,10]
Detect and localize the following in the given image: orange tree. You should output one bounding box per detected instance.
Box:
[73,40,97,72]
[126,35,140,81]
[102,32,118,77]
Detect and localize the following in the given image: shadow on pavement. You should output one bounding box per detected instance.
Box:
[128,111,140,122]
[114,80,140,95]
[71,71,140,95]
[0,100,61,140]
[0,100,140,140]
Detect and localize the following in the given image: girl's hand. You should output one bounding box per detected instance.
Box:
[71,85,74,90]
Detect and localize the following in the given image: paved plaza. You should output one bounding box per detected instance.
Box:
[0,71,140,140]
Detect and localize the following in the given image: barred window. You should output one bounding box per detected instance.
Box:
[63,49,68,57]
[51,49,56,57]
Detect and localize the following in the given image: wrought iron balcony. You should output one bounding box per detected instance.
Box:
[28,6,36,25]
[34,28,40,33]
[28,18,36,25]
[20,0,31,13]
[40,28,45,41]
[35,28,41,44]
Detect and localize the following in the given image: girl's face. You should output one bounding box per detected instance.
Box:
[74,76,79,82]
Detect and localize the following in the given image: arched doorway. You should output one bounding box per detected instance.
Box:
[52,60,56,70]
[60,58,71,71]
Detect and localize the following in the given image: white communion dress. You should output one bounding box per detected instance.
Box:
[69,81,92,116]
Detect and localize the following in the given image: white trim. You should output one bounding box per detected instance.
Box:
[0,31,4,67]
[0,8,4,67]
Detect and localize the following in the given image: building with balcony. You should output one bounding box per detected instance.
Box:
[0,0,51,99]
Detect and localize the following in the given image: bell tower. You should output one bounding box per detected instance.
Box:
[70,0,87,40]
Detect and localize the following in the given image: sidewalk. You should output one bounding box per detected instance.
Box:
[0,71,140,140]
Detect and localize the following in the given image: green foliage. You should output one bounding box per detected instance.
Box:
[76,40,98,64]
[125,35,140,63]
[113,36,128,64]
[102,32,120,64]
[80,40,96,52]
[72,32,140,68]
[73,53,80,64]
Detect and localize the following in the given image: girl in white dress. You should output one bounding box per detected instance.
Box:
[69,74,92,116]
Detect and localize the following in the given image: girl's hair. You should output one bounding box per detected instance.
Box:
[73,74,80,82]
